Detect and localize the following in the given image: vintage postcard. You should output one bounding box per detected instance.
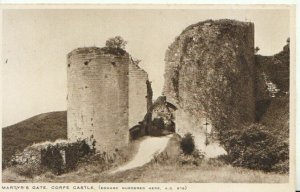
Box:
[0,4,296,192]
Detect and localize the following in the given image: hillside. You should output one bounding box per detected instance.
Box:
[2,111,67,168]
[3,160,288,183]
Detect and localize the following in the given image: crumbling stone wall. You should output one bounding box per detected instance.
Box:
[67,47,149,152]
[10,139,94,175]
[255,43,289,100]
[254,43,290,121]
[254,43,289,141]
[163,19,256,148]
[129,60,149,128]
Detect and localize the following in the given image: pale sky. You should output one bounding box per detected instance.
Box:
[2,8,290,127]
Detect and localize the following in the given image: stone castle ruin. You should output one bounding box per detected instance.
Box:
[66,19,288,156]
[6,19,289,176]
[67,46,151,152]
[67,20,256,155]
[163,19,255,152]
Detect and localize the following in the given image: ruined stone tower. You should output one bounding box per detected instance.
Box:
[67,47,149,152]
[163,19,256,150]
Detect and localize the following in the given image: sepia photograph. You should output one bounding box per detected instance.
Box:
[0,4,295,190]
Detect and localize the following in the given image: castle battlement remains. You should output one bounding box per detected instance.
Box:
[67,47,150,152]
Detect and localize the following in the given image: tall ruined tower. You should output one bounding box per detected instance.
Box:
[67,47,149,152]
[163,19,255,150]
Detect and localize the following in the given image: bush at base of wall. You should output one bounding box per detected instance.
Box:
[222,123,288,173]
[10,139,95,175]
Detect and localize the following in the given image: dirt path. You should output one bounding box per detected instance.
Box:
[111,135,173,173]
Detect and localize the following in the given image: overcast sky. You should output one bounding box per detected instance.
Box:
[2,8,290,127]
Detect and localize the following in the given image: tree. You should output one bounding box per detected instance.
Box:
[105,36,127,50]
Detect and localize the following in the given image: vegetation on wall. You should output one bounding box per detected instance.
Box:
[164,19,255,147]
[164,20,290,173]
[105,36,127,50]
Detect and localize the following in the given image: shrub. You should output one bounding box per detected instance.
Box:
[207,157,226,167]
[10,139,95,177]
[151,152,171,165]
[223,123,288,172]
[41,139,94,174]
[41,146,64,175]
[12,165,47,179]
[272,160,289,174]
[177,149,205,166]
[105,36,127,50]
[13,165,35,178]
[180,133,195,155]
[150,149,205,167]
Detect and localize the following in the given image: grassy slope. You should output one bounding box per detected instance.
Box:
[3,161,288,183]
[2,111,67,167]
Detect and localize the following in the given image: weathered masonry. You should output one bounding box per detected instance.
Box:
[163,19,256,149]
[67,47,150,152]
